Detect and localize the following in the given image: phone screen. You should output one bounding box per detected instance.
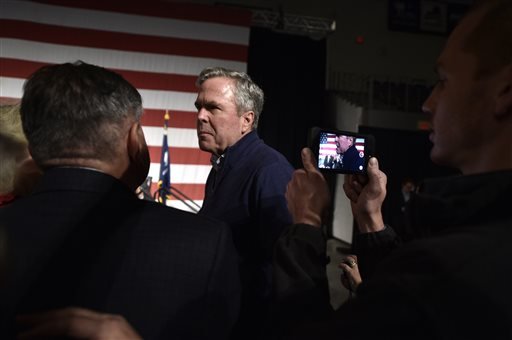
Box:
[309,127,375,175]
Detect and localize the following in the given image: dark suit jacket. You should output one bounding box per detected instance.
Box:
[0,167,240,340]
[274,170,512,339]
[332,144,364,172]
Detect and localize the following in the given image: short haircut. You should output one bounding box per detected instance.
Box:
[196,67,264,128]
[337,135,355,145]
[20,61,143,166]
[462,0,512,78]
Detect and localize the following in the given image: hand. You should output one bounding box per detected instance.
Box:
[286,148,331,227]
[339,255,362,292]
[17,307,142,340]
[343,157,387,233]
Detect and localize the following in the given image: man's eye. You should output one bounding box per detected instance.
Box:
[204,104,218,111]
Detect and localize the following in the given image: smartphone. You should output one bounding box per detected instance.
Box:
[308,127,375,175]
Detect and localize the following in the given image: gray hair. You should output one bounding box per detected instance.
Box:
[20,61,143,166]
[196,67,264,128]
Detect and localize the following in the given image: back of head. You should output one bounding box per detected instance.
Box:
[0,105,28,194]
[20,61,143,168]
[464,0,512,170]
[463,0,512,77]
[196,67,264,128]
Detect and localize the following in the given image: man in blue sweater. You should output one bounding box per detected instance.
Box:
[194,67,294,338]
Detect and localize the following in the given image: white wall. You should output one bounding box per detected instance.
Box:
[327,1,446,81]
[331,97,363,243]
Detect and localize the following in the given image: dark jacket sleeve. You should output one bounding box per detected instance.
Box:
[270,224,333,338]
[352,226,401,281]
[255,161,294,260]
[204,222,241,340]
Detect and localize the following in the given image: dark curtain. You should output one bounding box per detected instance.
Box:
[247,27,328,169]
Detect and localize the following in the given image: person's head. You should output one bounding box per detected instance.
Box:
[20,61,150,190]
[194,67,264,156]
[401,177,416,193]
[422,0,512,175]
[335,135,355,155]
[0,104,30,195]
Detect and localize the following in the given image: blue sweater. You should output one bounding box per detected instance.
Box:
[199,130,294,334]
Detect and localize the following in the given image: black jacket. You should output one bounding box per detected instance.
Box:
[0,167,240,340]
[275,170,512,339]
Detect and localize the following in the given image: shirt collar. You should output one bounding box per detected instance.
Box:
[210,130,259,171]
[210,154,225,171]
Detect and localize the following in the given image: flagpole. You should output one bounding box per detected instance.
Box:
[156,110,171,205]
[155,110,201,213]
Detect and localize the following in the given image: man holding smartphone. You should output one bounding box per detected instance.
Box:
[277,0,512,338]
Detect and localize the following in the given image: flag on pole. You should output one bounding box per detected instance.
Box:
[157,111,171,205]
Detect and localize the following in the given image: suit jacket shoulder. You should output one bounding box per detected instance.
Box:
[0,167,240,340]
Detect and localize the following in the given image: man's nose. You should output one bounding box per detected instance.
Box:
[422,91,436,116]
[197,108,209,121]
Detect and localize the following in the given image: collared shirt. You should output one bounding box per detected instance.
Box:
[210,153,225,172]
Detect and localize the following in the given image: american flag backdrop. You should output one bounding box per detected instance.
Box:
[319,132,338,156]
[319,132,365,157]
[0,0,251,212]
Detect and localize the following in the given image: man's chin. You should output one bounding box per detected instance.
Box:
[198,141,213,154]
[430,147,441,164]
[430,148,453,168]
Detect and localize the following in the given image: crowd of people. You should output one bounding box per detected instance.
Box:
[1,0,511,338]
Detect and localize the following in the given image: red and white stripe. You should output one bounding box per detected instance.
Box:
[319,135,365,157]
[355,138,365,154]
[319,135,338,156]
[0,0,251,212]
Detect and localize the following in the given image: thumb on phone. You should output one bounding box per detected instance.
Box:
[301,147,318,173]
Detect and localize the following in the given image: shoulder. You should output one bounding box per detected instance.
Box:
[136,201,232,238]
[251,142,293,170]
[231,131,293,169]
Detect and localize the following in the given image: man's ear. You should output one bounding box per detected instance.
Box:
[496,64,512,118]
[127,122,141,159]
[241,111,254,133]
[126,121,150,190]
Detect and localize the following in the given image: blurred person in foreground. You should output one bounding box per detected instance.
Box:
[277,0,512,338]
[0,61,240,340]
[0,104,41,288]
[0,104,40,206]
[16,307,141,340]
[194,67,294,338]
